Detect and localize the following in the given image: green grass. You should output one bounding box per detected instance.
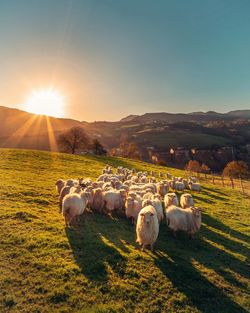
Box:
[135,129,232,149]
[0,148,249,313]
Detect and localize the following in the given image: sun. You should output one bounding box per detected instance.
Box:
[23,88,65,117]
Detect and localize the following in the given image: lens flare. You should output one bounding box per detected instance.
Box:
[23,88,65,117]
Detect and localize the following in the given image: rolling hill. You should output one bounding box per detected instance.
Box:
[0,106,249,160]
[0,149,249,313]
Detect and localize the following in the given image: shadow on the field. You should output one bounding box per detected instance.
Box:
[202,186,228,196]
[154,215,249,313]
[65,205,249,312]
[66,213,136,282]
[199,189,228,202]
[203,213,250,244]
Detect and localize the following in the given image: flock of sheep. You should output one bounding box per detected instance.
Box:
[55,165,202,251]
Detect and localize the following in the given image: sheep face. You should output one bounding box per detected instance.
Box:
[191,207,202,218]
[140,211,154,225]
[125,197,134,208]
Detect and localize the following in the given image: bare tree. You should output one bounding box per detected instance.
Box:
[91,139,106,155]
[57,126,90,154]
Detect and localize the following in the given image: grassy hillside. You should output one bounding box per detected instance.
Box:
[0,149,249,313]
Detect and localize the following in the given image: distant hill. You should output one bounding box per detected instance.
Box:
[120,114,139,122]
[0,106,249,153]
[120,110,250,124]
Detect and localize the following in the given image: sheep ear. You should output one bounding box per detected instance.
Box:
[150,213,154,216]
[140,212,145,216]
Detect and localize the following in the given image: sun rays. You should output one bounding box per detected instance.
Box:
[1,114,59,152]
[23,88,65,118]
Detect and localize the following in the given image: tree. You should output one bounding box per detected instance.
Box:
[91,139,107,155]
[185,160,201,173]
[127,142,141,160]
[223,161,249,178]
[113,134,141,160]
[200,163,210,174]
[57,126,90,154]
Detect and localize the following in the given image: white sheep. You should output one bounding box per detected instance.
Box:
[173,181,185,191]
[157,183,169,198]
[142,191,154,201]
[92,188,104,213]
[59,185,71,212]
[103,190,123,212]
[188,182,201,192]
[164,193,179,209]
[55,179,65,194]
[66,179,78,187]
[180,193,194,209]
[125,196,142,224]
[165,206,202,238]
[136,205,159,251]
[62,192,88,226]
[151,194,164,222]
[70,185,82,194]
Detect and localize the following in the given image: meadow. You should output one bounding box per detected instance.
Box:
[0,149,249,313]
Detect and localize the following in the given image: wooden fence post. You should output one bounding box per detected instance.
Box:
[230,176,234,189]
[239,175,245,194]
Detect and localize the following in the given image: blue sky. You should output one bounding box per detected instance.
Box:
[1,0,250,121]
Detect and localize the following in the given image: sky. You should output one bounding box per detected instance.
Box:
[1,0,250,121]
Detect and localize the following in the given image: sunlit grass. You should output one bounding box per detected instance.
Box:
[0,149,249,312]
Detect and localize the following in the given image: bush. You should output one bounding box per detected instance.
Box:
[223,161,249,178]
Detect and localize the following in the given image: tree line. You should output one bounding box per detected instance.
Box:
[57,126,249,178]
[57,126,106,155]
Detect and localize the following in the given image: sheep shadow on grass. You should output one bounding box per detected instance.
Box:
[65,212,137,283]
[154,218,249,313]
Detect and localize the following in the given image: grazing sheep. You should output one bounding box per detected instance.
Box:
[142,190,154,201]
[66,179,77,187]
[70,185,82,194]
[166,206,202,238]
[103,190,123,212]
[180,193,194,209]
[182,179,189,189]
[189,176,198,183]
[164,193,179,209]
[92,188,104,213]
[84,189,94,209]
[157,183,169,198]
[151,195,164,222]
[125,196,142,224]
[119,189,127,210]
[188,182,201,192]
[144,183,157,193]
[102,182,113,190]
[136,205,159,251]
[62,192,88,226]
[59,185,71,212]
[173,181,185,191]
[55,179,65,194]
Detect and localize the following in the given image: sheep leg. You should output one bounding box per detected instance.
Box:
[64,216,68,227]
[68,215,75,227]
[141,244,146,251]
[150,243,154,252]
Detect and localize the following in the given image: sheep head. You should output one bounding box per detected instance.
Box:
[140,210,154,225]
